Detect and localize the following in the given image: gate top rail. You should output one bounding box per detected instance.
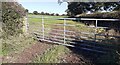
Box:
[29,16,120,21]
[57,18,120,21]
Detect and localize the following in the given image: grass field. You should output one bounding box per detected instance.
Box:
[28,15,66,33]
[28,14,94,34]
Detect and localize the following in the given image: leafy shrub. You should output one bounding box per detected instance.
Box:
[2,2,26,39]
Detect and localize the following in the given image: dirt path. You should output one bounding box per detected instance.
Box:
[59,49,91,64]
[2,42,53,63]
[2,42,91,64]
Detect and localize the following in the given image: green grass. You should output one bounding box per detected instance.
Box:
[0,37,2,56]
[28,14,93,33]
[2,35,36,56]
[0,42,2,56]
[28,14,68,36]
[0,26,2,56]
[33,45,69,63]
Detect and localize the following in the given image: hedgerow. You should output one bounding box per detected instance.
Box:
[2,2,26,39]
[1,2,29,56]
[77,11,120,19]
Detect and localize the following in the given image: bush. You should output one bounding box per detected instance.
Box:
[2,2,26,39]
[33,11,39,15]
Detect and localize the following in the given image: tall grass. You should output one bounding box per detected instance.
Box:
[2,35,36,56]
[33,45,69,63]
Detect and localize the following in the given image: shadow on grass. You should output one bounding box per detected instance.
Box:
[66,40,120,65]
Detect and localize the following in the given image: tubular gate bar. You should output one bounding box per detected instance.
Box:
[34,17,120,47]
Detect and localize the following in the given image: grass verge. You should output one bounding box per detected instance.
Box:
[2,34,37,56]
[33,45,69,63]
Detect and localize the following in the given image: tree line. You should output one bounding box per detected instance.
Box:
[66,2,120,16]
[26,10,67,16]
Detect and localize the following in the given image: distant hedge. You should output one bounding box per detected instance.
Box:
[77,11,120,19]
[2,2,26,38]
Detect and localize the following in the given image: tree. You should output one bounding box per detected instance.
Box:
[41,12,45,15]
[45,12,50,15]
[25,9,29,13]
[61,14,66,16]
[66,2,120,16]
[33,11,38,15]
[56,13,59,16]
[50,13,55,16]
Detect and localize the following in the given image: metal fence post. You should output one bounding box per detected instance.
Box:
[64,19,66,44]
[95,20,98,41]
[42,16,44,41]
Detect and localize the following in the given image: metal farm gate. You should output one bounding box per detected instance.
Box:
[33,17,120,48]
